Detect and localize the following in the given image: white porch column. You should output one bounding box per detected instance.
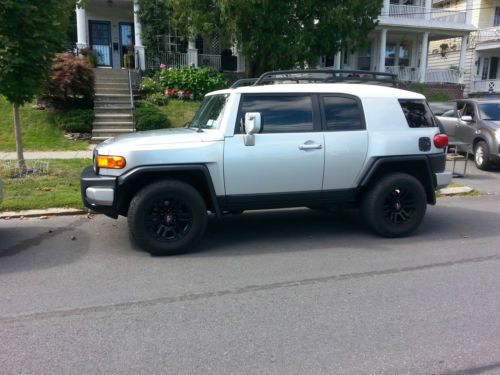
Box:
[379,29,387,73]
[395,42,401,66]
[419,32,429,83]
[411,37,419,67]
[334,51,341,69]
[187,39,198,68]
[75,6,87,50]
[133,0,145,70]
[459,35,468,83]
[383,0,390,16]
[465,0,473,24]
[424,0,432,21]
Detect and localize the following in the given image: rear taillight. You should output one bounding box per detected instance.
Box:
[433,134,448,149]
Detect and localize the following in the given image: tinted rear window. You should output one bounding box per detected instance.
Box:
[399,99,437,128]
[323,96,364,131]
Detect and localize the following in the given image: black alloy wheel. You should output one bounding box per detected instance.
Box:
[361,173,427,238]
[128,180,208,256]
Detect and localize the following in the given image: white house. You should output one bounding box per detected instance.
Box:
[322,0,475,84]
[76,0,475,83]
[430,0,500,95]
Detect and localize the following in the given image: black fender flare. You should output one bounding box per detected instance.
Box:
[116,164,222,217]
[358,155,437,205]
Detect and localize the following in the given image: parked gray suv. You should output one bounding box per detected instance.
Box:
[436,99,500,170]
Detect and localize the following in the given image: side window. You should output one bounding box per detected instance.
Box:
[399,99,437,128]
[322,96,364,131]
[462,103,475,119]
[237,95,314,133]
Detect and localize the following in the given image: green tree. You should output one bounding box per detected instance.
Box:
[137,0,172,53]
[168,0,383,76]
[0,0,76,172]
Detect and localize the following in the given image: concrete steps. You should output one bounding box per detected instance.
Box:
[92,68,135,143]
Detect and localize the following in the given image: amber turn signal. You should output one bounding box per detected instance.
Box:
[96,155,126,169]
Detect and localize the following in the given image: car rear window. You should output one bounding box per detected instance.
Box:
[399,99,437,128]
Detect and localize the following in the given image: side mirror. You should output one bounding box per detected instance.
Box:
[243,112,261,146]
[461,115,473,122]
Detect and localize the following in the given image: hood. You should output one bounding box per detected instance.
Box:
[97,127,223,151]
[483,120,500,130]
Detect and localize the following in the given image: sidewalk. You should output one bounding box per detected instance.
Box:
[0,150,93,160]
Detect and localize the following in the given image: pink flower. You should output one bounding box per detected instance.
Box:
[160,64,166,69]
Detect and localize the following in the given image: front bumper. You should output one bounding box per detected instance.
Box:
[81,166,118,215]
[435,171,453,189]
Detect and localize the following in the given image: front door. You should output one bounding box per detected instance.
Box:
[89,21,112,67]
[119,23,135,68]
[224,94,324,198]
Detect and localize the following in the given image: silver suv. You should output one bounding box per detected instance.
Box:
[436,99,500,170]
[81,70,451,255]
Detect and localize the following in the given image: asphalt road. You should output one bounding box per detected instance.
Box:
[1,195,500,375]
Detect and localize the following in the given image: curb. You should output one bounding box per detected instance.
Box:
[438,186,474,196]
[0,208,93,219]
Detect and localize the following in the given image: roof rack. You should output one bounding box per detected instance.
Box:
[241,69,398,87]
[231,78,258,89]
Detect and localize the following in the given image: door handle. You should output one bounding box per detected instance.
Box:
[299,143,322,150]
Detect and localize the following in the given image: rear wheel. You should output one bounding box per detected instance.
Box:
[361,173,427,238]
[474,140,491,170]
[128,180,207,256]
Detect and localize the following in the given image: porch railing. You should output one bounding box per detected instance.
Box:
[146,52,188,70]
[477,26,500,44]
[385,66,420,82]
[198,54,221,70]
[386,4,466,24]
[385,66,461,83]
[472,79,500,93]
[425,69,462,83]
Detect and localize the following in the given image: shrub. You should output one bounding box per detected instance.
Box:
[44,53,95,109]
[135,100,171,130]
[51,109,94,133]
[146,92,169,106]
[158,67,229,100]
[140,76,163,95]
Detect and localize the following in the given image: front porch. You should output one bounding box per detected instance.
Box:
[322,28,469,84]
[75,0,242,72]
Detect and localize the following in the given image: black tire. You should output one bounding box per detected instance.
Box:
[361,173,427,238]
[474,140,491,170]
[128,180,207,256]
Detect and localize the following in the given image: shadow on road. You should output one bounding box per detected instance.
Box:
[190,200,500,257]
[0,217,90,274]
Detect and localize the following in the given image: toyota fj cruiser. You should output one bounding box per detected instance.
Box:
[81,69,452,255]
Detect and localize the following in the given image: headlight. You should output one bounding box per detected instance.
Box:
[96,155,127,169]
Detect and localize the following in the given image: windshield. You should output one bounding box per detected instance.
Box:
[190,94,229,130]
[479,103,500,120]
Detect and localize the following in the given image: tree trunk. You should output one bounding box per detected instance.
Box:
[13,103,27,174]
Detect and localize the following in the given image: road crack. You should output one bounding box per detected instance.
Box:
[1,253,500,324]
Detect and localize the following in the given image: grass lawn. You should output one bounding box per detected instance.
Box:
[0,159,91,211]
[158,100,200,128]
[0,96,89,151]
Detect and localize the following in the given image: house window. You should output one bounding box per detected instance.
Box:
[494,7,500,26]
[165,30,187,53]
[385,43,396,66]
[358,44,371,71]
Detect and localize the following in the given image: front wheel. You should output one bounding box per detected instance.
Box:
[361,173,427,238]
[474,141,491,170]
[128,180,207,256]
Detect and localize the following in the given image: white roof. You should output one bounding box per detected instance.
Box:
[210,83,425,100]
